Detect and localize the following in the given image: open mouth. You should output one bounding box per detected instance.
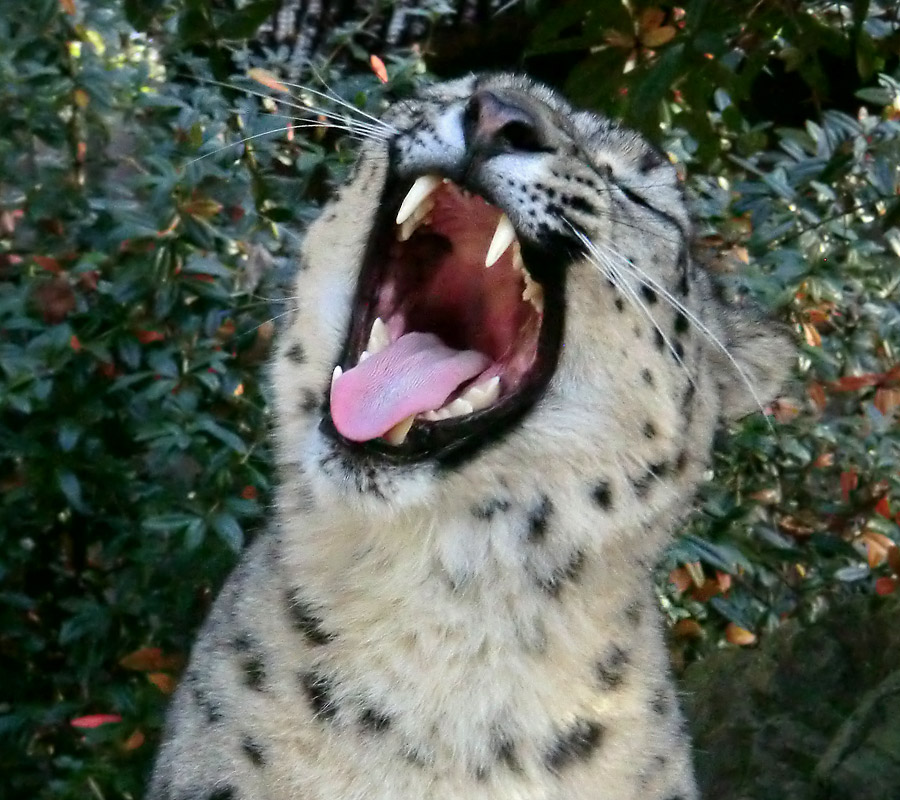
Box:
[324,173,566,462]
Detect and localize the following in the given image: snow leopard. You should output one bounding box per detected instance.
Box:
[146,72,791,800]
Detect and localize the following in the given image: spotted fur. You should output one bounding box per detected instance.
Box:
[147,74,790,800]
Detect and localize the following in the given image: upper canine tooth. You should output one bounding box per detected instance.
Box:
[485,214,516,268]
[396,174,441,225]
[331,365,343,391]
[383,414,415,445]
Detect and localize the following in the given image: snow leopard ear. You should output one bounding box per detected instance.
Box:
[714,310,795,421]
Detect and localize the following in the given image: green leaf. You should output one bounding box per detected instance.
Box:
[57,470,87,512]
[195,418,248,454]
[211,512,243,552]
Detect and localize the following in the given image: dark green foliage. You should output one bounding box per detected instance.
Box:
[1,0,899,798]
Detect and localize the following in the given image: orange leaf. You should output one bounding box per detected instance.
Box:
[122,730,145,751]
[60,0,75,14]
[119,646,166,672]
[73,88,89,109]
[641,26,676,47]
[668,567,692,593]
[813,451,834,468]
[832,373,880,391]
[370,55,389,84]
[673,618,703,639]
[716,571,732,593]
[840,471,858,503]
[725,622,756,646]
[638,8,666,31]
[888,545,900,576]
[147,672,177,694]
[875,576,898,596]
[34,255,62,273]
[135,329,165,344]
[69,334,82,352]
[801,322,821,347]
[862,531,894,568]
[248,68,289,94]
[808,382,826,412]
[874,388,900,415]
[691,579,721,602]
[71,713,122,729]
[875,496,891,519]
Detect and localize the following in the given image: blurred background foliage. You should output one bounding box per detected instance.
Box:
[1,0,899,798]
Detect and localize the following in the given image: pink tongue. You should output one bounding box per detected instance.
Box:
[330,332,491,442]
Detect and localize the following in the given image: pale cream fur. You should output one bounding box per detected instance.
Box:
[147,74,790,800]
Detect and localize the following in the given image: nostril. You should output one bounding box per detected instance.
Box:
[464,90,543,152]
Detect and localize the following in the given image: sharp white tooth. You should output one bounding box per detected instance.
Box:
[366,317,390,355]
[485,214,516,268]
[383,414,415,445]
[331,365,343,391]
[358,350,370,363]
[396,174,441,225]
[459,376,501,411]
[522,274,545,312]
[512,243,524,273]
[446,398,474,417]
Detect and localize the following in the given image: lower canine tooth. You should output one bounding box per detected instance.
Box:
[331,365,343,391]
[485,214,516,268]
[383,415,415,445]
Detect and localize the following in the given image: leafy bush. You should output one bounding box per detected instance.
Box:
[2,1,899,798]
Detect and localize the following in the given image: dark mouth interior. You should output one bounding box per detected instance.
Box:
[324,175,565,462]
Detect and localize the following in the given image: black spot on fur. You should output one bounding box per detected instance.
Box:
[300,389,320,414]
[654,329,665,351]
[682,383,696,425]
[596,645,629,688]
[493,732,520,771]
[632,462,669,498]
[538,550,586,597]
[625,600,642,626]
[643,422,657,439]
[614,297,625,312]
[527,495,554,541]
[286,590,334,646]
[677,273,689,296]
[207,789,235,800]
[673,341,685,360]
[472,497,511,520]
[639,149,665,172]
[641,368,654,385]
[640,285,658,304]
[359,707,391,732]
[651,688,670,715]
[544,719,604,771]
[233,634,266,691]
[242,736,265,767]
[664,795,687,800]
[674,311,689,334]
[592,480,612,509]
[568,195,596,215]
[190,681,223,724]
[675,450,688,472]
[285,342,306,364]
[300,670,336,721]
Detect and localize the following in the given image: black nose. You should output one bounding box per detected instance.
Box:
[463,90,542,152]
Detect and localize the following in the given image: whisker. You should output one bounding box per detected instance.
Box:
[585,230,773,423]
[189,76,389,140]
[300,69,400,134]
[581,233,696,387]
[182,123,369,166]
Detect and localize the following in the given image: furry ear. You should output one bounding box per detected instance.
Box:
[713,312,794,420]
